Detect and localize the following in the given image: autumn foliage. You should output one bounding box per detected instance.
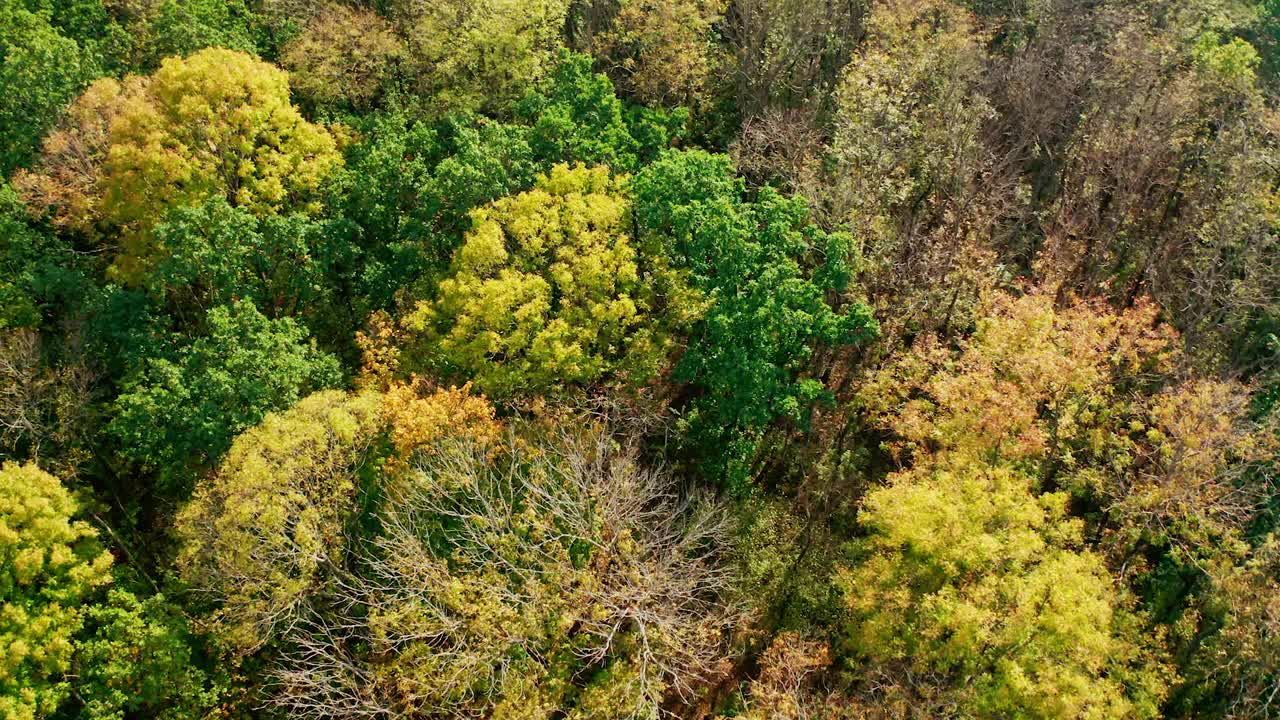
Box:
[4,1,1280,718]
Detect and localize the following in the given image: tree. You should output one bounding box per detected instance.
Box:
[590,0,728,108]
[846,288,1280,716]
[0,461,224,720]
[105,47,340,279]
[838,458,1169,719]
[632,149,877,492]
[331,111,540,309]
[1192,537,1280,719]
[14,0,118,50]
[857,290,1178,468]
[0,4,98,176]
[330,58,682,316]
[108,301,341,495]
[75,589,223,720]
[1027,4,1280,365]
[519,51,647,171]
[394,0,570,116]
[729,106,824,196]
[175,383,495,654]
[860,290,1272,566]
[718,0,865,121]
[404,163,695,398]
[174,388,385,653]
[0,328,95,479]
[177,382,740,718]
[0,462,113,720]
[16,48,342,282]
[269,423,739,719]
[0,181,90,334]
[279,3,405,111]
[826,0,1002,342]
[841,291,1189,717]
[12,74,141,242]
[124,0,258,72]
[146,198,342,332]
[1104,378,1276,558]
[729,633,834,720]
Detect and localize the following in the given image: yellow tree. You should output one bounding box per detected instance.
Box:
[0,462,113,720]
[1197,537,1280,718]
[839,459,1167,718]
[17,48,342,283]
[174,390,385,653]
[174,383,497,654]
[861,290,1273,564]
[404,163,696,398]
[395,0,570,115]
[13,76,144,241]
[834,290,1253,718]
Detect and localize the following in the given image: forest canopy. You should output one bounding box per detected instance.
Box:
[3,0,1280,719]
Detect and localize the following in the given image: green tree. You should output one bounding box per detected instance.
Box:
[518,50,688,172]
[13,0,117,48]
[329,59,681,316]
[0,3,98,175]
[75,589,222,720]
[108,301,340,495]
[0,462,113,720]
[126,0,258,72]
[404,163,696,398]
[331,111,540,309]
[147,198,345,335]
[632,149,877,492]
[0,183,88,333]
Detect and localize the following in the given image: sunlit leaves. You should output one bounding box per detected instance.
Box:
[840,459,1165,719]
[16,48,342,282]
[0,462,112,720]
[175,388,384,653]
[406,163,692,398]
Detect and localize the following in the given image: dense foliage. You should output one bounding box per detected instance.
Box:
[4,1,1280,718]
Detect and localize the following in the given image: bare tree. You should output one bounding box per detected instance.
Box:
[269,425,744,719]
[0,328,96,476]
[720,0,865,118]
